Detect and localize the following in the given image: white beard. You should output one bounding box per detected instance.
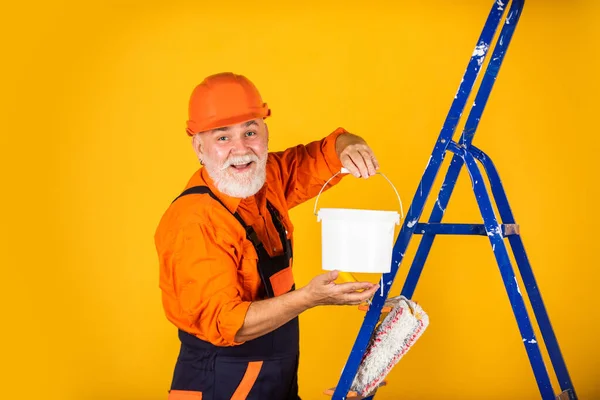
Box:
[203,152,267,198]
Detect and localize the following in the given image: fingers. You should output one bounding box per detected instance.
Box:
[336,281,376,293]
[308,271,381,306]
[324,270,339,283]
[313,270,339,285]
[341,284,380,305]
[333,282,379,305]
[340,144,379,179]
[359,149,378,177]
[340,153,361,178]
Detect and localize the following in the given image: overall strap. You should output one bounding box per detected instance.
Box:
[172,186,261,246]
[266,201,293,259]
[174,186,294,299]
[173,186,291,256]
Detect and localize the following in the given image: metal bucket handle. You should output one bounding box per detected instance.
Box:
[313,167,405,220]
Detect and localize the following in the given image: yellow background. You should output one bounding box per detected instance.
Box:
[1,0,598,398]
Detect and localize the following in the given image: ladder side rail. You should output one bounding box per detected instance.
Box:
[471,146,577,398]
[401,0,524,297]
[461,0,525,148]
[449,142,555,400]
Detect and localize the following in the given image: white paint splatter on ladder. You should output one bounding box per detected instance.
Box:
[472,42,489,66]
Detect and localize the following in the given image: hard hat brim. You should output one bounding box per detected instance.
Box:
[186,107,270,136]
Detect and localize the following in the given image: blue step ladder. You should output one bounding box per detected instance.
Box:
[327,1,576,399]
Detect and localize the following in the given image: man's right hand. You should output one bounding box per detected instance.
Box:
[301,270,380,307]
[234,270,380,343]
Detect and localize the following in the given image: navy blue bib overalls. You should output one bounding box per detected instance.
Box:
[169,186,301,400]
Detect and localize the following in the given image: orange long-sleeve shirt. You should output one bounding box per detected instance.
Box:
[154,128,346,347]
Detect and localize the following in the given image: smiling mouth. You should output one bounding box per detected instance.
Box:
[229,162,254,171]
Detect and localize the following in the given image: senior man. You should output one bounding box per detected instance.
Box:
[155,72,381,400]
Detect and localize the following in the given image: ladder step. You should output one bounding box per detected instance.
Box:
[556,389,576,400]
[358,304,392,313]
[324,382,387,399]
[323,388,359,398]
[414,223,519,236]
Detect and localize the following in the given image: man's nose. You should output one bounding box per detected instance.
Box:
[231,137,250,154]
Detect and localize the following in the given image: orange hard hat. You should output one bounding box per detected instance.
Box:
[185,72,271,136]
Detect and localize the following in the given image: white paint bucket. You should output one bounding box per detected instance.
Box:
[314,168,404,274]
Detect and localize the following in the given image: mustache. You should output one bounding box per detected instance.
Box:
[220,154,260,170]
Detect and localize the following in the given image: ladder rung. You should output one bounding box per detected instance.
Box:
[358,304,392,313]
[323,388,359,398]
[556,389,575,400]
[324,381,387,398]
[414,223,520,236]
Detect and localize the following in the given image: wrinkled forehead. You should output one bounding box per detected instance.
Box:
[209,119,261,134]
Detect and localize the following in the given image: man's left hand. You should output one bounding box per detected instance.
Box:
[335,132,379,178]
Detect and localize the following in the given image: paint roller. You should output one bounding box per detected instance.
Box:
[337,272,429,397]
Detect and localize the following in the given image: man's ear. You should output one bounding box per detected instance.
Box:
[192,134,203,158]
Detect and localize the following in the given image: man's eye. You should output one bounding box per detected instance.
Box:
[245,131,256,137]
[217,136,227,141]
